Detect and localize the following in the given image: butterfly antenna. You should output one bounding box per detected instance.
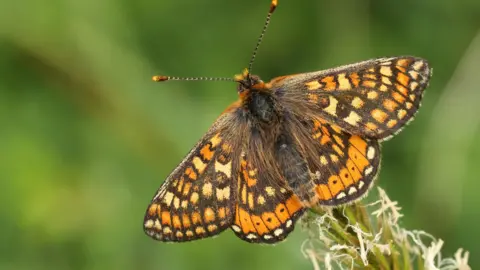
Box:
[152,75,235,82]
[247,0,278,75]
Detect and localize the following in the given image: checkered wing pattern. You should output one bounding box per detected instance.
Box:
[143,113,240,242]
[305,117,381,206]
[270,56,431,140]
[230,153,305,243]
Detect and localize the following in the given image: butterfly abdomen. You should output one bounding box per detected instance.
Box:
[275,134,316,204]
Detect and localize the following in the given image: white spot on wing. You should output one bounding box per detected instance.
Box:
[154,220,162,230]
[202,182,213,197]
[215,161,232,178]
[382,76,392,85]
[216,186,230,201]
[380,66,392,76]
[320,156,328,165]
[365,166,373,176]
[338,73,351,89]
[173,197,180,209]
[265,186,275,196]
[344,111,362,126]
[192,157,206,173]
[324,96,339,115]
[351,97,364,108]
[409,70,419,79]
[410,81,419,91]
[367,147,376,160]
[144,220,154,229]
[413,61,424,71]
[163,192,174,206]
[274,229,284,236]
[257,195,266,205]
[286,220,293,228]
[358,180,365,189]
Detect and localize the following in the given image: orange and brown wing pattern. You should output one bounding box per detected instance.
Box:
[307,117,381,206]
[280,116,381,207]
[230,153,305,243]
[271,56,431,140]
[144,114,241,242]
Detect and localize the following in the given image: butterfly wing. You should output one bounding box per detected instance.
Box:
[270,56,431,140]
[277,114,381,207]
[231,153,305,243]
[308,117,381,206]
[144,112,243,242]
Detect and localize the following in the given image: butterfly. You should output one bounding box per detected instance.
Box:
[143,0,431,244]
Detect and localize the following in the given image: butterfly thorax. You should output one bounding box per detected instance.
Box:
[234,73,317,205]
[236,72,281,125]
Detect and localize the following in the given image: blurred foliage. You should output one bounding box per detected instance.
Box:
[0,0,479,269]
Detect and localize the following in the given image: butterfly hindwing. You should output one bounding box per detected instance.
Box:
[270,56,431,140]
[305,117,381,206]
[278,114,381,207]
[144,113,241,242]
[231,153,305,243]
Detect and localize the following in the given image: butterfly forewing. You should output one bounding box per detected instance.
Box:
[271,56,431,140]
[144,113,242,242]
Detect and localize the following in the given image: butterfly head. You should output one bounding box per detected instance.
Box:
[234,68,267,99]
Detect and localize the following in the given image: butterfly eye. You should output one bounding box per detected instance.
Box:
[237,83,247,93]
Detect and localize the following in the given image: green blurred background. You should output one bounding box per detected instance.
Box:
[1,0,479,269]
